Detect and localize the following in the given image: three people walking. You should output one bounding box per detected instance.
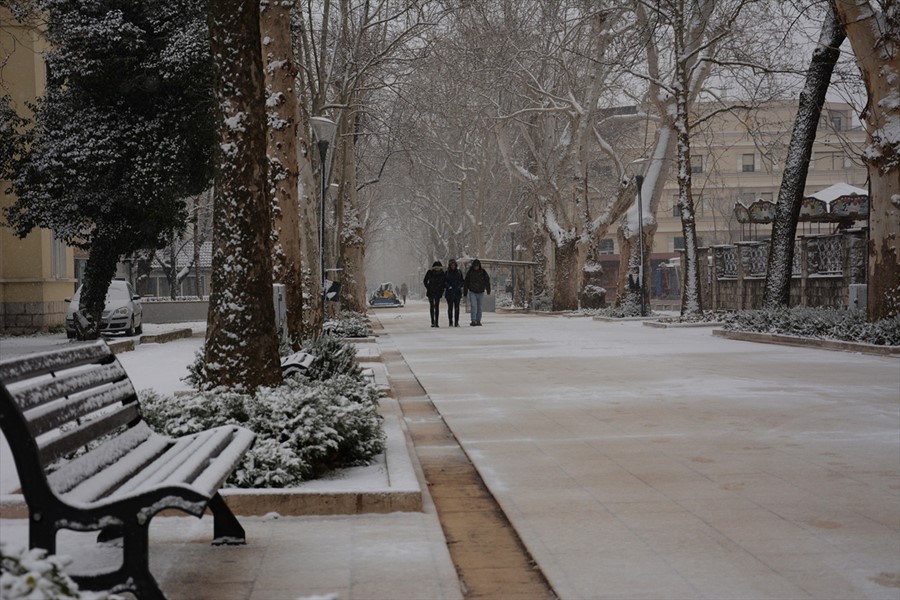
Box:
[423,258,491,328]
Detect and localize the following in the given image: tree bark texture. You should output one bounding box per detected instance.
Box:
[552,237,582,311]
[205,0,282,391]
[832,0,900,320]
[77,234,126,340]
[261,0,306,345]
[674,63,703,315]
[336,110,368,314]
[764,5,845,309]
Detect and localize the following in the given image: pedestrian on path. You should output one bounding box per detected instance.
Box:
[423,261,446,327]
[444,259,463,327]
[399,282,409,305]
[463,258,491,326]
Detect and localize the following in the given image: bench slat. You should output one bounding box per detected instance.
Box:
[13,362,130,412]
[48,421,158,495]
[38,403,140,466]
[113,427,235,496]
[0,340,111,384]
[190,427,256,496]
[27,379,137,438]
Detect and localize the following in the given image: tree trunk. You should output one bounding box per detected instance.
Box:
[205,0,282,391]
[674,63,703,315]
[552,238,581,310]
[261,0,306,346]
[77,235,123,340]
[764,5,845,309]
[337,112,368,314]
[832,0,900,320]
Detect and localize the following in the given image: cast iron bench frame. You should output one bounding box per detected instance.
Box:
[0,340,256,599]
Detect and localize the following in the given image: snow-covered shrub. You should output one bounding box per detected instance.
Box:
[584,297,647,318]
[656,311,731,324]
[723,307,900,346]
[140,373,385,487]
[324,310,370,338]
[0,543,121,599]
[531,292,553,311]
[301,334,363,381]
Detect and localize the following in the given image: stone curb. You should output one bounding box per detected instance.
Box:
[712,329,900,356]
[592,315,658,322]
[139,328,193,344]
[643,321,722,328]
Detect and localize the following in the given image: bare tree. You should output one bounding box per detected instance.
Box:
[205,0,282,390]
[262,1,307,344]
[832,0,900,320]
[764,3,846,309]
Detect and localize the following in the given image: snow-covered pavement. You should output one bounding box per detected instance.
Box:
[2,307,898,599]
[375,303,900,600]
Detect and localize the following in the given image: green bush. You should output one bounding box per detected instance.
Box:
[324,310,371,338]
[140,373,385,487]
[722,307,899,346]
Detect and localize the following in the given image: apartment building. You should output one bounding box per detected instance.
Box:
[654,101,868,253]
[1,10,75,334]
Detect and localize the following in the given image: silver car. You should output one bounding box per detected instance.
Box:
[66,279,143,338]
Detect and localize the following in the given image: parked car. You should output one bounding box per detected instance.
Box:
[65,279,143,338]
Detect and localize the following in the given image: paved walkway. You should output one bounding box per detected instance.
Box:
[375,303,900,600]
[2,307,898,599]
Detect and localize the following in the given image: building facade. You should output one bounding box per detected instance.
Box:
[1,10,76,334]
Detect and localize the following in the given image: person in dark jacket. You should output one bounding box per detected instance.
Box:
[423,261,446,327]
[463,258,491,326]
[444,258,464,327]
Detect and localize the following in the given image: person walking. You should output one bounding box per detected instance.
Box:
[444,259,464,327]
[463,258,491,326]
[399,282,409,305]
[423,261,446,327]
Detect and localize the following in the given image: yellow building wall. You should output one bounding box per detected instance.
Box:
[1,10,75,333]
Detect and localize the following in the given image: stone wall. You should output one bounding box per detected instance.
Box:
[0,300,68,334]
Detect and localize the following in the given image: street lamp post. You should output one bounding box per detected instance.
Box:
[309,116,337,319]
[629,158,649,317]
[508,221,519,305]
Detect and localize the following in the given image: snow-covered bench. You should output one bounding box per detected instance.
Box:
[0,340,256,600]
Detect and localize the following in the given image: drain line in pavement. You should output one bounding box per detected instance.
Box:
[381,348,557,599]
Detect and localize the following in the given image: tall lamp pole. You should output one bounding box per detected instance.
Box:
[508,221,519,305]
[630,158,649,317]
[309,116,337,319]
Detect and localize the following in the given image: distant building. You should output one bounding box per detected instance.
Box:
[594,100,868,301]
[1,10,76,334]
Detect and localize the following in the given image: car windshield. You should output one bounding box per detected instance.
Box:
[72,283,132,303]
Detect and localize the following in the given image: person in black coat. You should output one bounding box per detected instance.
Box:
[423,261,446,327]
[444,258,464,327]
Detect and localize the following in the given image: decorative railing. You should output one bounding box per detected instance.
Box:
[808,234,843,275]
[714,246,738,279]
[744,243,768,277]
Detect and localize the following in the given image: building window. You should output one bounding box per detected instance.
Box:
[51,232,67,279]
[742,154,755,173]
[672,194,681,217]
[691,155,703,174]
[598,239,614,255]
[674,237,685,251]
[831,112,843,131]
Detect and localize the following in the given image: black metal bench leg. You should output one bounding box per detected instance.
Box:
[209,493,246,545]
[122,520,166,600]
[29,516,57,555]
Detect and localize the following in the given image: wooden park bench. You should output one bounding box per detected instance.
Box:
[0,340,256,599]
